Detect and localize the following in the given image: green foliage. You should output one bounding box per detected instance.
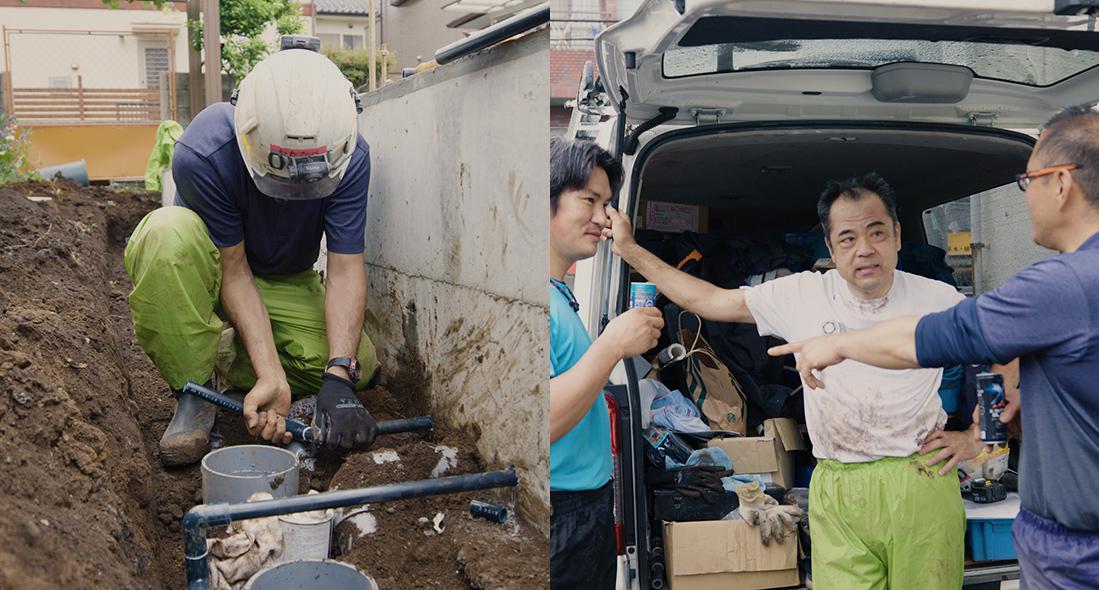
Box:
[323,48,396,90]
[0,114,40,185]
[188,0,305,81]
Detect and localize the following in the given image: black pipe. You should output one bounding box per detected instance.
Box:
[376,415,433,435]
[434,2,549,65]
[182,381,433,444]
[185,467,518,590]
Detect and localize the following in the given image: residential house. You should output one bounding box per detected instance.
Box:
[0,0,190,180]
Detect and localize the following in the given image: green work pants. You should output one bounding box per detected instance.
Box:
[810,452,966,590]
[123,206,379,395]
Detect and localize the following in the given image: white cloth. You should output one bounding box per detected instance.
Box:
[743,269,964,462]
[207,492,285,590]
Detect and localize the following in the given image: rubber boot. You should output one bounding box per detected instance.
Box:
[159,385,217,466]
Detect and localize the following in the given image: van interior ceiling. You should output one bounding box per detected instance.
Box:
[634,125,1034,237]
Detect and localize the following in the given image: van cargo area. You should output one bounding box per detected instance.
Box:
[631,123,1033,226]
[614,121,1033,589]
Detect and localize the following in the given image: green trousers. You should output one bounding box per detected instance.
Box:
[810,452,966,590]
[123,206,379,395]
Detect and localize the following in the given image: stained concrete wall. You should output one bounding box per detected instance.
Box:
[356,29,549,534]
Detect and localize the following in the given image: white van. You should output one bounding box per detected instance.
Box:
[565,1,1099,588]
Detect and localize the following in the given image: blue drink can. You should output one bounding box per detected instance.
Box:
[629,282,658,308]
[976,372,1008,443]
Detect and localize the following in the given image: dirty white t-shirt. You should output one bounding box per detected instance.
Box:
[743,269,965,463]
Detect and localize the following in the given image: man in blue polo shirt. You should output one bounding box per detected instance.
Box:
[771,105,1099,588]
[550,138,663,589]
[124,43,380,465]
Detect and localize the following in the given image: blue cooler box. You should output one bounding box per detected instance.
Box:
[965,493,1020,561]
[967,518,1016,561]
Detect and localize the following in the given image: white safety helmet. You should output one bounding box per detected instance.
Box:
[233,46,362,200]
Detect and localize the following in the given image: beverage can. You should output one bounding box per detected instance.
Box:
[629,282,658,308]
[976,372,1008,443]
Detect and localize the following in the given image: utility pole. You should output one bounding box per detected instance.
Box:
[203,0,222,106]
[368,0,377,91]
[187,0,204,116]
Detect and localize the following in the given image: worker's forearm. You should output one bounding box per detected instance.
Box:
[618,242,731,321]
[220,266,284,381]
[325,254,367,371]
[550,337,621,444]
[836,316,921,369]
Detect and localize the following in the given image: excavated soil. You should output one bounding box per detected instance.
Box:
[0,180,547,589]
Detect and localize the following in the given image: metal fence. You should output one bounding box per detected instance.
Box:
[2,27,177,125]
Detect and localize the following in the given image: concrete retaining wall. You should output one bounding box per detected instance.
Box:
[356,30,549,534]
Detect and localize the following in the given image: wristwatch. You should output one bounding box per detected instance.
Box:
[326,357,361,383]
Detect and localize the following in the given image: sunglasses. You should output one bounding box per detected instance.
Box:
[1016,164,1081,191]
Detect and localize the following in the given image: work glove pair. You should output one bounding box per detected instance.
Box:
[647,465,732,504]
[315,373,378,451]
[734,481,804,546]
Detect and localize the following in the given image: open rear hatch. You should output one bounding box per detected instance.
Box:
[596,0,1099,128]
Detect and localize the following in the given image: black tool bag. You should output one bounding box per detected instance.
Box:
[653,489,740,522]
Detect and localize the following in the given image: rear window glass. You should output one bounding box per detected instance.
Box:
[663,17,1099,86]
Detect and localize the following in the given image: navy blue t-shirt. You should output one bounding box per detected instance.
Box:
[172,102,370,277]
[916,231,1099,531]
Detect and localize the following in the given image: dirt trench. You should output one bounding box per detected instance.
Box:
[0,181,547,589]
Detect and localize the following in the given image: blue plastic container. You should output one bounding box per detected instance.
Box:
[938,386,961,414]
[967,518,1017,561]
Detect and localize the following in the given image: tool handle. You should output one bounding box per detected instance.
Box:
[182,381,315,443]
[182,381,244,414]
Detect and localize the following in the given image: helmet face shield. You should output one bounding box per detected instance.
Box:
[250,168,341,200]
[252,143,340,200]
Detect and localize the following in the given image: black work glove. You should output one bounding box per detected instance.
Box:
[646,465,730,504]
[315,373,378,451]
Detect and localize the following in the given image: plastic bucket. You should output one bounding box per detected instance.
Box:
[201,445,299,505]
[279,508,334,562]
[244,560,377,590]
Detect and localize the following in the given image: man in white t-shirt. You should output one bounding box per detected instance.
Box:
[605,173,982,590]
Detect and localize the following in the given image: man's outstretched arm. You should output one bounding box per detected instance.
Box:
[603,205,754,324]
[768,316,921,389]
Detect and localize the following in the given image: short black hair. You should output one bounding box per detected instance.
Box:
[550,137,623,214]
[1037,104,1099,209]
[817,172,899,239]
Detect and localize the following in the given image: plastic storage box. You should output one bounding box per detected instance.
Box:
[965,492,1020,562]
[967,518,1016,561]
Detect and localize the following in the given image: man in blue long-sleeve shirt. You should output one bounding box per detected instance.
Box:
[770,105,1099,589]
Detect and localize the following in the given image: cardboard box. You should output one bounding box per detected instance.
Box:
[642,201,709,233]
[663,519,799,590]
[708,418,807,489]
